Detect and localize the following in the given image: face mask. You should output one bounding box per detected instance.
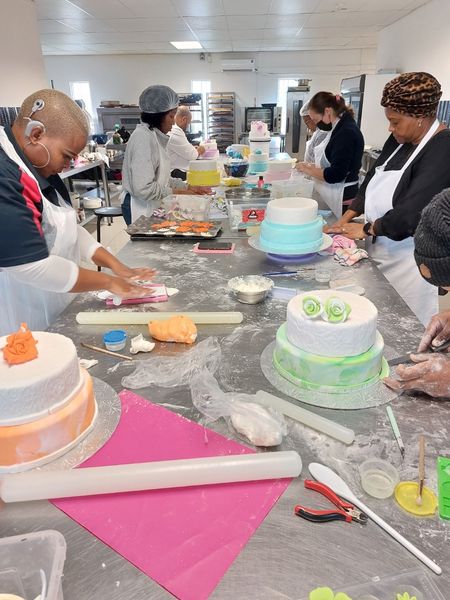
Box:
[316,121,332,132]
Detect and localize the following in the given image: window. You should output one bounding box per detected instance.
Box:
[191,80,211,137]
[69,81,94,130]
[277,78,298,134]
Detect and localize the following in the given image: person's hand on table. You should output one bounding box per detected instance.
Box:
[418,309,450,352]
[112,264,158,282]
[187,185,212,195]
[383,353,450,398]
[106,276,154,299]
[325,222,365,240]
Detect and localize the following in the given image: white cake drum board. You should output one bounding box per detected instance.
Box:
[248,233,333,256]
[0,378,121,474]
[260,342,397,410]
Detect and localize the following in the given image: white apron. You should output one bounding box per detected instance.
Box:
[365,119,440,326]
[0,128,80,335]
[313,128,359,219]
[130,134,171,222]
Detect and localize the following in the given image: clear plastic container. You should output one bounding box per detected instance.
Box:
[162,194,211,221]
[359,458,399,499]
[303,569,445,600]
[0,530,66,600]
[271,176,314,199]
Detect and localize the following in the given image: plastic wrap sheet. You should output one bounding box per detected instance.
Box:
[121,337,221,389]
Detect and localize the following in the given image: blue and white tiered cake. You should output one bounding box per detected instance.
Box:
[259,197,324,255]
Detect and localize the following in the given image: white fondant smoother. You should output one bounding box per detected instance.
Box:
[266,197,318,225]
[0,332,81,425]
[286,290,378,357]
[0,399,98,474]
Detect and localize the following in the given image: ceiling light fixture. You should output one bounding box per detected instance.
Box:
[170,41,203,50]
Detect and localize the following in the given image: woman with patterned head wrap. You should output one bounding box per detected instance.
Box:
[325,72,450,325]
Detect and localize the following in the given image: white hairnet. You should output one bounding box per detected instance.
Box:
[299,101,310,117]
[139,85,179,114]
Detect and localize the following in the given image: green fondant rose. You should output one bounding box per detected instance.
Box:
[302,296,323,319]
[322,297,351,324]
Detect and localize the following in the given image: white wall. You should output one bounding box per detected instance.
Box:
[44,48,376,131]
[0,0,47,106]
[377,0,450,97]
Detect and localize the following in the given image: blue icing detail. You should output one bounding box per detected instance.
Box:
[260,217,324,254]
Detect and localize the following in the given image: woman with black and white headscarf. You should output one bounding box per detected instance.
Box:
[326,72,450,325]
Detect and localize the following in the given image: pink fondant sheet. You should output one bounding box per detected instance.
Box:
[53,391,291,600]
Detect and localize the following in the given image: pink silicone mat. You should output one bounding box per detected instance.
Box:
[53,391,291,600]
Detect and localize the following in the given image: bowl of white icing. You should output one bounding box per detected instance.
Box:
[228,275,273,304]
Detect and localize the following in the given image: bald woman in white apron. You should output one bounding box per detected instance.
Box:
[326,72,450,326]
[0,89,156,335]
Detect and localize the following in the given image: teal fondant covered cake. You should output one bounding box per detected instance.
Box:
[260,197,324,254]
[273,290,386,392]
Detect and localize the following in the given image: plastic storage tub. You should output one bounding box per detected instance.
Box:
[301,569,445,600]
[0,530,66,600]
[162,194,211,221]
[271,176,314,199]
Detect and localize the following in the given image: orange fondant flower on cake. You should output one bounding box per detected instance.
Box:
[2,323,38,365]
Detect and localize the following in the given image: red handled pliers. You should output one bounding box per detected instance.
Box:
[294,479,368,524]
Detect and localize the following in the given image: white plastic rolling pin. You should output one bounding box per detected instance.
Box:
[76,311,244,325]
[0,451,302,503]
[255,390,355,445]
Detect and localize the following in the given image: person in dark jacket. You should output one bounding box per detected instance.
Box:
[296,91,364,218]
[325,72,450,325]
[384,188,450,398]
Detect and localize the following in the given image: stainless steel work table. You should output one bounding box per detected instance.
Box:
[1,228,449,599]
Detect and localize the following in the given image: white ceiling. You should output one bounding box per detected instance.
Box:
[36,0,431,55]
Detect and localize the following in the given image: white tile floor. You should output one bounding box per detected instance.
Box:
[83,216,129,269]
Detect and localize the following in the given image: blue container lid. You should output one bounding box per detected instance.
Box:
[103,330,127,344]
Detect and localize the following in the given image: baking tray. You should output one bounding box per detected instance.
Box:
[126,216,222,240]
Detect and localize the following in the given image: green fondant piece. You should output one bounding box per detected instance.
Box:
[323,297,351,323]
[303,296,323,319]
[334,594,353,600]
[309,587,335,600]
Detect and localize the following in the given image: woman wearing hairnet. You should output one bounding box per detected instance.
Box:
[325,72,450,326]
[121,85,206,224]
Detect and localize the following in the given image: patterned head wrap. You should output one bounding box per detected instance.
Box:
[381,72,442,118]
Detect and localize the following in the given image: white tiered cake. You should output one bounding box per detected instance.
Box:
[249,120,270,141]
[259,197,324,255]
[187,160,220,187]
[0,329,97,472]
[273,290,386,392]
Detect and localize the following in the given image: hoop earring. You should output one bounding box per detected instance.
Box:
[26,140,51,169]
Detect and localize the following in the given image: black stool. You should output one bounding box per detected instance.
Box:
[94,206,123,271]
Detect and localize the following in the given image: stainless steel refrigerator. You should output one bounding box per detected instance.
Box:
[285,87,309,160]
